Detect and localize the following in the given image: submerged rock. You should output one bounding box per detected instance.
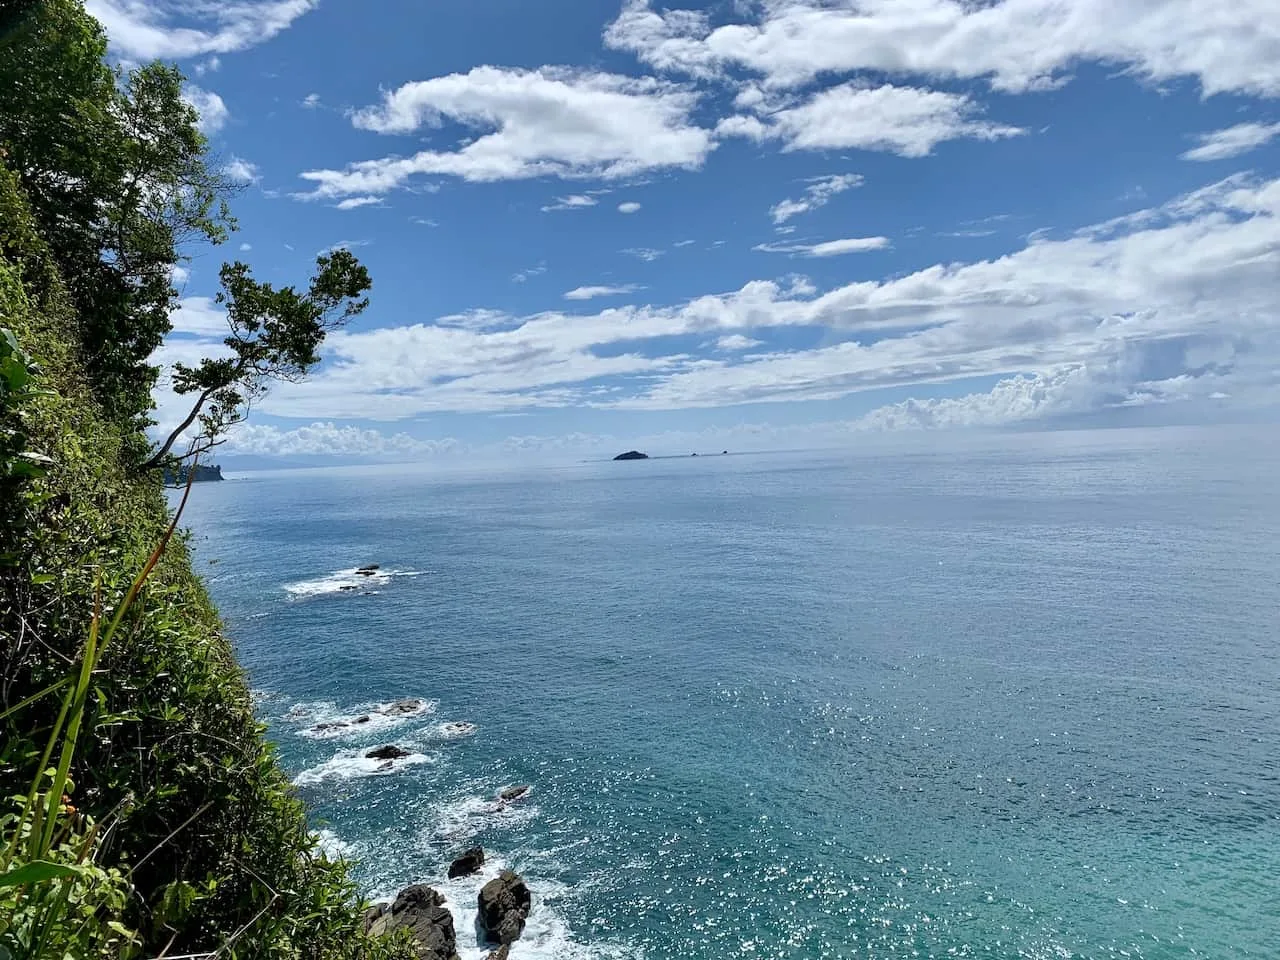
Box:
[383,697,425,716]
[355,564,381,575]
[369,885,459,960]
[366,744,412,761]
[478,870,532,945]
[448,846,485,879]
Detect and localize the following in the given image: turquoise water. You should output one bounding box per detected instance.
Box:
[179,426,1280,959]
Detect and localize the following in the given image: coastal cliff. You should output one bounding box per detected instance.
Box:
[0,41,407,960]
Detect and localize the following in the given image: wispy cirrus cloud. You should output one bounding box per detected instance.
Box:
[770,174,863,224]
[1182,122,1280,162]
[754,236,890,256]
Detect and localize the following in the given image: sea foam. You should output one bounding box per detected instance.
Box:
[284,566,421,598]
[292,748,433,787]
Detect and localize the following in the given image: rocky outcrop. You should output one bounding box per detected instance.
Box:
[478,870,532,945]
[383,697,425,716]
[448,846,485,879]
[613,450,648,460]
[365,744,412,761]
[498,784,530,803]
[367,885,459,960]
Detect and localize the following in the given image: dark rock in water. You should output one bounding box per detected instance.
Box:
[613,450,649,460]
[498,784,530,802]
[448,846,485,879]
[376,760,394,772]
[369,885,459,960]
[478,870,532,945]
[339,585,360,592]
[312,721,348,733]
[691,452,697,457]
[354,715,372,724]
[486,946,510,960]
[383,697,424,716]
[355,564,380,575]
[722,450,728,455]
[366,744,412,761]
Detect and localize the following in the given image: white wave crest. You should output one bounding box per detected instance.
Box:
[292,748,432,787]
[291,698,439,740]
[430,790,539,842]
[312,828,354,860]
[429,721,479,740]
[284,567,421,598]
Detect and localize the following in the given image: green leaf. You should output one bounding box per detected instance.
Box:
[0,860,86,888]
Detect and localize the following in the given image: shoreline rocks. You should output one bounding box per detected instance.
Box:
[366,885,459,960]
[365,744,412,761]
[478,870,532,945]
[448,846,485,879]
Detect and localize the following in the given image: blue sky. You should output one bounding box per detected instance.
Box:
[89,0,1280,461]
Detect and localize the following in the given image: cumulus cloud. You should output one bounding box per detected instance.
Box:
[754,236,890,256]
[564,284,645,300]
[302,93,322,108]
[604,0,1280,98]
[771,173,863,224]
[1182,122,1280,162]
[719,83,1023,157]
[86,0,318,59]
[298,67,715,198]
[182,86,228,135]
[618,201,643,213]
[152,174,1280,434]
[223,156,259,183]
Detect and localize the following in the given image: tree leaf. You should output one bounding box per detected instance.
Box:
[0,860,86,888]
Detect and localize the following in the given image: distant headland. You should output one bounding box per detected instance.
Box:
[613,450,649,461]
[163,463,224,484]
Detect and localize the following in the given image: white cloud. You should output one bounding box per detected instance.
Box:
[302,93,321,109]
[754,236,890,256]
[223,156,259,183]
[239,242,252,252]
[169,264,189,287]
[168,297,229,337]
[720,83,1023,158]
[150,174,1279,432]
[716,334,764,350]
[512,264,548,283]
[564,284,645,300]
[182,86,228,135]
[1182,122,1280,162]
[86,0,318,59]
[618,201,643,213]
[542,194,599,212]
[605,0,1280,98]
[193,56,220,76]
[299,67,715,198]
[623,247,665,261]
[335,196,384,210]
[770,173,863,224]
[317,239,371,256]
[224,422,459,459]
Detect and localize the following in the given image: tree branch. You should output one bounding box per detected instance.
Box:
[138,383,221,472]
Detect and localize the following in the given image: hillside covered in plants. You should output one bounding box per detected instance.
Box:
[0,2,406,956]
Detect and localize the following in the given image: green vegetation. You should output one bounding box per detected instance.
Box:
[0,3,409,957]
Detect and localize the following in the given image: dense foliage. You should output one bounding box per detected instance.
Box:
[0,2,406,957]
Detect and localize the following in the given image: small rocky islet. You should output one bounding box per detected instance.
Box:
[366,849,533,960]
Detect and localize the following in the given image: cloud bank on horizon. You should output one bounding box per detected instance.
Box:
[107,0,1278,460]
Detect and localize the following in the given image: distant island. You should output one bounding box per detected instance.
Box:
[613,450,649,461]
[163,463,224,484]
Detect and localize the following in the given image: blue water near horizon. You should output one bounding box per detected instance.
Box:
[177,425,1280,959]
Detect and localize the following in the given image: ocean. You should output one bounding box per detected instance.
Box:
[177,425,1280,960]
